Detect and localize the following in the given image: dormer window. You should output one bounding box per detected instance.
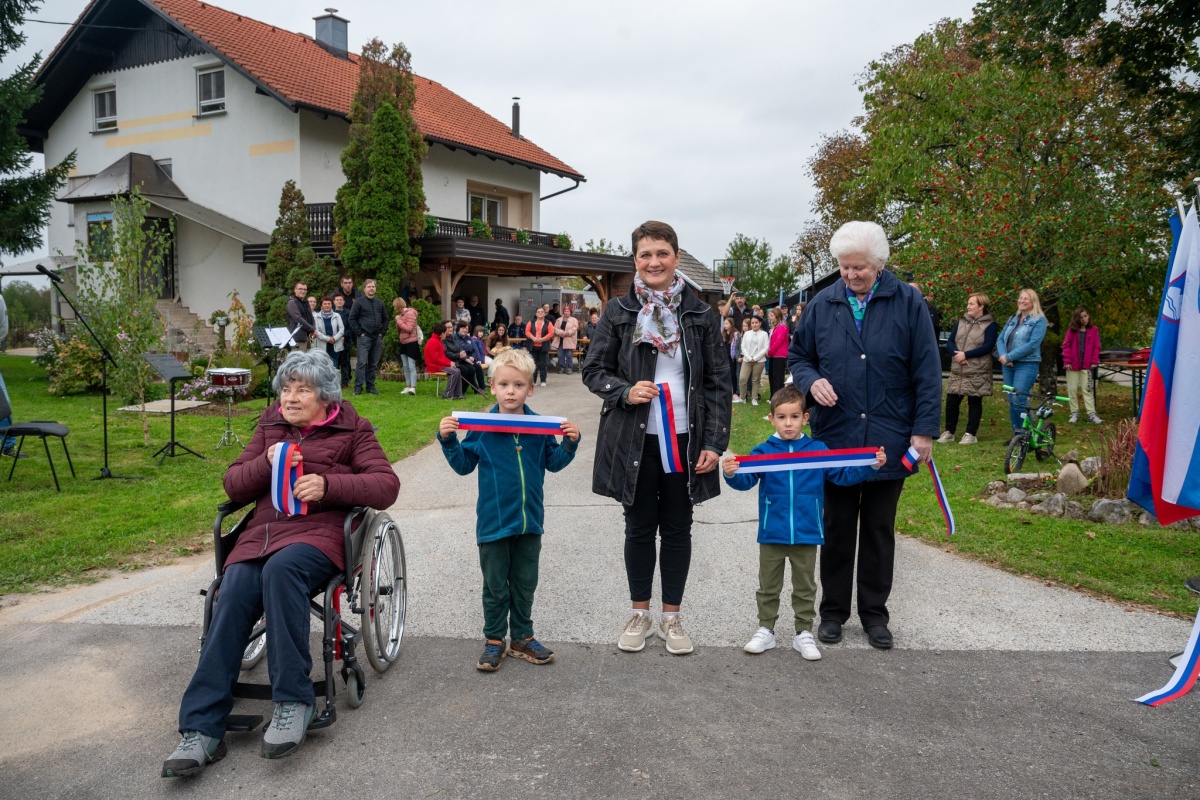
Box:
[93,89,117,131]
[197,68,225,115]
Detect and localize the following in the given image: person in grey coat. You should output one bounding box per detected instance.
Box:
[787,221,942,651]
[582,220,731,657]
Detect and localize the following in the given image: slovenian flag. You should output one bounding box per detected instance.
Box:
[1128,206,1200,525]
[271,442,307,516]
[453,410,567,435]
[1134,608,1200,706]
[734,447,878,474]
[653,383,685,473]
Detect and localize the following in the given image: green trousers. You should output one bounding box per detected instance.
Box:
[478,534,542,641]
[756,543,818,632]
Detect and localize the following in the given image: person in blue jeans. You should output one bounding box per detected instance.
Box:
[996,287,1048,437]
[0,293,16,456]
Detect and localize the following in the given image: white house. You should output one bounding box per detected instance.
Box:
[22,0,632,343]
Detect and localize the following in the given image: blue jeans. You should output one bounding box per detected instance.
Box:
[1002,361,1039,434]
[0,370,14,450]
[177,543,337,738]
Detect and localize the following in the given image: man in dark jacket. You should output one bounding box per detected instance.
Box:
[332,275,362,316]
[348,279,386,395]
[285,281,316,349]
[492,298,510,330]
[467,295,486,330]
[788,221,941,651]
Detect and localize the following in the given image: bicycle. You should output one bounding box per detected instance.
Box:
[1002,386,1069,474]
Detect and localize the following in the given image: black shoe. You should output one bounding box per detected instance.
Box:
[865,625,893,649]
[1,446,27,459]
[353,388,363,395]
[1185,577,1200,596]
[817,620,843,643]
[367,388,380,395]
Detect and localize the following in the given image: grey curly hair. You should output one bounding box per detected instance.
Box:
[272,348,342,404]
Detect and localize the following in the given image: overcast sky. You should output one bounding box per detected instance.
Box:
[7,0,979,277]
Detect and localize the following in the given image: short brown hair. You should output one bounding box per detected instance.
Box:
[769,384,806,414]
[631,220,678,256]
[967,293,990,314]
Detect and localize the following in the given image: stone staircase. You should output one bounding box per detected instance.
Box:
[156,299,221,356]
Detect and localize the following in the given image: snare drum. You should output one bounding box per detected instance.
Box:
[206,367,252,387]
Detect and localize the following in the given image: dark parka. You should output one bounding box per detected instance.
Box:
[582,284,732,506]
[222,401,400,570]
[787,268,942,482]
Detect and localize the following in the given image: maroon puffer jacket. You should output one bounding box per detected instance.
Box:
[222,401,400,570]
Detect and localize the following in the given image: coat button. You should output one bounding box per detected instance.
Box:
[633,460,639,466]
[605,383,611,389]
[861,413,867,419]
[653,348,658,354]
[639,423,645,429]
[861,353,866,359]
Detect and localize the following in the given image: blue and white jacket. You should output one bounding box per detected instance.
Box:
[438,404,578,544]
[723,433,878,546]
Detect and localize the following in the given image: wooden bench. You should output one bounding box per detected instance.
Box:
[421,371,449,396]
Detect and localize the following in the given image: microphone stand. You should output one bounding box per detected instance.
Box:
[44,271,139,480]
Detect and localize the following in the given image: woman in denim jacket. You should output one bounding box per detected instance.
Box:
[996,288,1048,436]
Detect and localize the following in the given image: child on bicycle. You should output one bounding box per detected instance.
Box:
[722,385,885,660]
[437,348,580,671]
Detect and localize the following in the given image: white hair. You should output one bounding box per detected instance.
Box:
[829,221,890,267]
[273,348,342,405]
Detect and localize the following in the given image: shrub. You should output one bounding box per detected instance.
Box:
[412,297,440,341]
[1089,418,1138,498]
[470,218,492,240]
[423,214,438,237]
[45,333,104,395]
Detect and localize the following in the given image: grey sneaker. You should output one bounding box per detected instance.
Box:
[617,611,654,652]
[657,614,694,655]
[1068,413,1079,424]
[936,430,955,443]
[162,731,226,777]
[260,701,315,759]
[1088,413,1103,424]
[958,433,978,444]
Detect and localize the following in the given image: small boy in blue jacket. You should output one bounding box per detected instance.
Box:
[438,348,580,672]
[722,384,884,660]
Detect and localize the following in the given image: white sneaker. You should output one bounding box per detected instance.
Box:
[1068,413,1079,424]
[937,430,955,443]
[541,381,547,387]
[1088,413,1103,424]
[657,615,694,655]
[732,397,744,404]
[617,611,654,652]
[793,631,822,661]
[743,627,776,654]
[958,433,977,444]
[751,397,759,406]
[402,387,416,395]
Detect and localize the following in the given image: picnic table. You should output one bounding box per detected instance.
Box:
[1097,360,1147,417]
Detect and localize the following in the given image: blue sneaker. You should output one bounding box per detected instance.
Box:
[476,638,508,671]
[509,636,555,664]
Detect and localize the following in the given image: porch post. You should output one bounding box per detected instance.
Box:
[440,268,452,321]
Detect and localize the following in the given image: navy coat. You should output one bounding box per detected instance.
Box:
[787,268,942,481]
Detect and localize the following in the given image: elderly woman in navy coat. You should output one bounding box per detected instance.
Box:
[787,221,942,650]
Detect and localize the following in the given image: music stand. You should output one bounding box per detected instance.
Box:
[252,325,298,408]
[145,353,205,465]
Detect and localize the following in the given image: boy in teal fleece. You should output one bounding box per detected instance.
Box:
[722,384,884,660]
[438,349,580,671]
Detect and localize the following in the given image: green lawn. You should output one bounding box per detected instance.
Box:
[0,354,489,594]
[728,379,1199,618]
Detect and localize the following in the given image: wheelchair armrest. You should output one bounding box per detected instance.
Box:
[213,500,253,574]
[343,507,370,588]
[217,499,251,516]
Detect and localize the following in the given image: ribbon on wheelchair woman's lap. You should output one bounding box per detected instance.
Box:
[903,445,955,537]
[271,441,307,516]
[734,447,878,474]
[1134,608,1200,706]
[653,383,685,473]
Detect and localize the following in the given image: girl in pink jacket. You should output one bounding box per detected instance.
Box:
[1061,307,1102,424]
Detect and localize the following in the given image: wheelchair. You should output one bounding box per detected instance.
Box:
[199,500,407,732]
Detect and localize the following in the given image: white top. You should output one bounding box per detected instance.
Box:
[648,343,689,435]
[740,329,769,362]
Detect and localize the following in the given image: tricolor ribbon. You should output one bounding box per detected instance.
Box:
[734,447,878,474]
[902,446,955,537]
[1134,608,1200,706]
[653,383,685,473]
[271,441,307,517]
[452,410,567,435]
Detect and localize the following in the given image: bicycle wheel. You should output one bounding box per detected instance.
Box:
[1034,422,1057,462]
[360,514,406,673]
[1005,434,1028,474]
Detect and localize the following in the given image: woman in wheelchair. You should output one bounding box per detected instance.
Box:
[164,349,400,777]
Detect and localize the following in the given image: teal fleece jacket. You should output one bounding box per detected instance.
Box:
[437,404,579,543]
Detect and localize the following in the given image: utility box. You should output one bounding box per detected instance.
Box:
[518,288,561,316]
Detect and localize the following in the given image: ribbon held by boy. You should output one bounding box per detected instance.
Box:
[452,411,569,435]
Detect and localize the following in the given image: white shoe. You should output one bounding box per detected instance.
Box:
[617,611,654,652]
[751,397,759,406]
[958,433,977,444]
[402,387,416,395]
[743,627,776,654]
[1068,413,1079,424]
[657,615,694,655]
[937,430,955,443]
[793,630,822,661]
[732,397,744,404]
[541,381,547,387]
[1088,413,1103,424]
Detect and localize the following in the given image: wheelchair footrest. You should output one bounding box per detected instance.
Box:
[231,681,274,701]
[225,714,264,733]
[308,705,335,731]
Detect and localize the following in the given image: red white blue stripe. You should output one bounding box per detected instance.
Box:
[452,410,567,435]
[734,447,878,474]
[653,383,685,473]
[927,455,955,537]
[901,445,921,472]
[1134,607,1200,706]
[271,441,307,517]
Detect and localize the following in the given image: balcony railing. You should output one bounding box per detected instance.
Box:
[304,205,567,249]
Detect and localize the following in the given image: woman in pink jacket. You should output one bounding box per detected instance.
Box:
[555,312,580,375]
[766,306,791,399]
[1061,307,1102,424]
[393,297,421,396]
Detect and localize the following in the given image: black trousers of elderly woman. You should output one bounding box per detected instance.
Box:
[624,434,693,606]
[819,477,906,628]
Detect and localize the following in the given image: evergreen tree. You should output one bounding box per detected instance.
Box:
[254,180,337,325]
[1,0,75,256]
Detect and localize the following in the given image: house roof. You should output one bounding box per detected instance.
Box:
[676,249,725,294]
[29,0,585,181]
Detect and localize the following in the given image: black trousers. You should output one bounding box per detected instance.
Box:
[944,393,983,436]
[820,477,906,628]
[623,434,693,606]
[767,357,787,400]
[530,348,549,383]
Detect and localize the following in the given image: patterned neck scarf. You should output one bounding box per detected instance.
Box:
[633,273,686,356]
[845,277,881,334]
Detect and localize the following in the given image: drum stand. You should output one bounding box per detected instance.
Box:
[215,389,244,450]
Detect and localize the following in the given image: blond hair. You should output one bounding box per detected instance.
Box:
[1019,288,1044,318]
[490,348,536,380]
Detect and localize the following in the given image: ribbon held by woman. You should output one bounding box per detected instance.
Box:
[271,441,308,516]
[902,446,955,537]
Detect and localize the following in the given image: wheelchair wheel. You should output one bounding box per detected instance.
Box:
[360,514,406,673]
[1005,435,1028,475]
[344,665,366,709]
[1034,422,1057,462]
[241,616,266,670]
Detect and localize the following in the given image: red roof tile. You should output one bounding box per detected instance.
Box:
[145,0,583,179]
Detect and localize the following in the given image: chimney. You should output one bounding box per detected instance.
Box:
[314,8,349,59]
[511,97,520,139]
